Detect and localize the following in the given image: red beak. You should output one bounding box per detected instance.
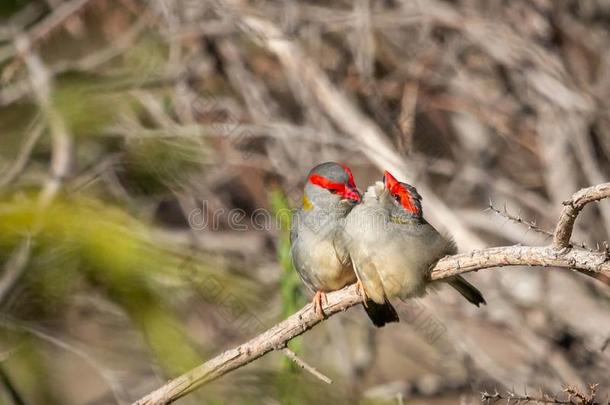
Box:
[343,186,361,202]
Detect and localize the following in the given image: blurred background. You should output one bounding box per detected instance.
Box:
[1,0,610,404]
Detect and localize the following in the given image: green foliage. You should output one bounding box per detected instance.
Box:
[122,137,205,195]
[269,186,308,400]
[51,74,127,136]
[0,333,61,405]
[268,187,303,319]
[0,195,244,376]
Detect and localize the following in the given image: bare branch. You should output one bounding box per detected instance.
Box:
[431,246,610,281]
[553,183,610,249]
[481,383,608,404]
[481,389,573,404]
[283,348,333,385]
[488,201,554,238]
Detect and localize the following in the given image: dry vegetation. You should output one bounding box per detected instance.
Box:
[1,0,610,404]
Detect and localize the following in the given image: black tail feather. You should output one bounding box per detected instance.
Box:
[363,299,399,327]
[448,275,486,307]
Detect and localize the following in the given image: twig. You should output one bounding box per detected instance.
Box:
[486,202,601,253]
[0,318,126,404]
[571,132,610,241]
[0,0,94,65]
[0,365,27,405]
[0,237,32,307]
[14,34,73,207]
[0,117,44,188]
[0,2,45,41]
[283,347,333,385]
[553,183,610,249]
[488,201,553,238]
[0,14,150,107]
[481,384,608,404]
[481,389,574,404]
[563,384,604,405]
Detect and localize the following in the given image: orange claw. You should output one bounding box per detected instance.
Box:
[313,291,327,318]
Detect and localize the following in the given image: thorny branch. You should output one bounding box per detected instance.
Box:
[489,200,608,253]
[133,183,610,405]
[481,384,608,405]
[488,201,553,238]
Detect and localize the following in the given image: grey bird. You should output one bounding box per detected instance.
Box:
[343,170,485,308]
[291,162,399,326]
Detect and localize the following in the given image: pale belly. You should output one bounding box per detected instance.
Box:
[345,205,446,303]
[292,234,356,293]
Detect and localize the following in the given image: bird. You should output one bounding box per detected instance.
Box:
[343,170,486,308]
[291,162,399,326]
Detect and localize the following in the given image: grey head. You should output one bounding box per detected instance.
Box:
[302,162,361,211]
[381,170,423,222]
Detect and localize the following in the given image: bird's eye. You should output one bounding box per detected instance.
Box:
[328,189,338,194]
[393,194,401,203]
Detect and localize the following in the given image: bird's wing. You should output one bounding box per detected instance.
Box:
[332,221,352,268]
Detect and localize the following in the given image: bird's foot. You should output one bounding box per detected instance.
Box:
[313,291,327,318]
[356,280,368,307]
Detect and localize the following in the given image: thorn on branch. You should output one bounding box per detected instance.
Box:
[481,384,605,404]
[488,202,553,238]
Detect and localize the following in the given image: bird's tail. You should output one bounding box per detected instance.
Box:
[363,299,399,327]
[448,275,486,307]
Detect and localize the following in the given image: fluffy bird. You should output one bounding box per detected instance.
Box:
[291,162,398,326]
[344,170,486,307]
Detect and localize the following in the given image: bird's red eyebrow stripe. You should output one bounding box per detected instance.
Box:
[384,170,419,214]
[308,174,346,193]
[391,184,419,214]
[339,163,357,188]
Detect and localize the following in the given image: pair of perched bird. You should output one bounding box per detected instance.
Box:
[290,162,485,327]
